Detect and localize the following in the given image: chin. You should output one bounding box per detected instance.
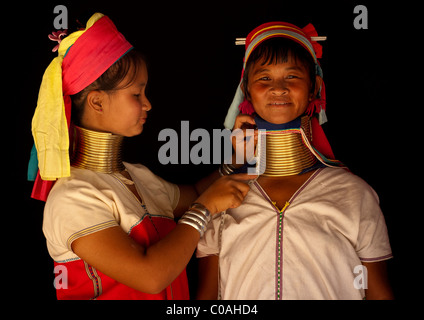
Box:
[132,125,144,136]
[257,108,297,124]
[261,114,298,125]
[119,126,142,137]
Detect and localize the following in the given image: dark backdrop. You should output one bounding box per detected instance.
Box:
[8,0,417,302]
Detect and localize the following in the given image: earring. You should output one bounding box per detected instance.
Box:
[238,98,255,115]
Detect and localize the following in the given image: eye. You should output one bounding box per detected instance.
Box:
[286,75,298,79]
[133,93,141,98]
[258,76,271,81]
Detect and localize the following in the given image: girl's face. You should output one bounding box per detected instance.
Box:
[246,55,315,124]
[96,61,151,137]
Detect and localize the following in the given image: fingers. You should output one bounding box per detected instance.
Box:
[231,129,258,167]
[229,191,245,209]
[232,115,258,165]
[195,174,255,214]
[232,114,257,143]
[229,182,252,208]
[222,174,256,205]
[233,114,256,130]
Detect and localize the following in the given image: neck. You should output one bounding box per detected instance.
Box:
[256,116,318,177]
[70,125,125,173]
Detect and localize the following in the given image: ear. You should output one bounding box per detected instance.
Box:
[86,90,105,114]
[312,75,323,98]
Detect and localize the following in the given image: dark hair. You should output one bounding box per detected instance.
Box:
[71,49,145,126]
[242,38,316,99]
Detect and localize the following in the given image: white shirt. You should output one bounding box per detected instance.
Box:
[197,168,392,300]
[43,162,179,263]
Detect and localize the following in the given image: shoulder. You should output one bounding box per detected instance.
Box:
[294,167,383,224]
[45,167,116,210]
[43,168,119,254]
[313,167,379,202]
[316,167,374,189]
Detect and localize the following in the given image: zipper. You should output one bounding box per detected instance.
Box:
[276,201,290,300]
[253,168,323,300]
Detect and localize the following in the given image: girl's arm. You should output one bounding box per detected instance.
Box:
[72,174,252,294]
[196,255,219,299]
[72,223,199,294]
[362,261,394,300]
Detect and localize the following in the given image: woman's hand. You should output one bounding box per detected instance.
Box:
[194,173,255,214]
[231,114,258,168]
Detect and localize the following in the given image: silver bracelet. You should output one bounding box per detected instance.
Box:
[178,217,205,237]
[190,202,211,223]
[219,163,236,176]
[178,203,211,237]
[183,210,209,225]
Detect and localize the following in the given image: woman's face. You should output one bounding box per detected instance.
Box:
[95,61,151,137]
[246,55,315,124]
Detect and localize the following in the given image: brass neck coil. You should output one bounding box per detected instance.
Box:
[70,126,125,173]
[262,117,317,177]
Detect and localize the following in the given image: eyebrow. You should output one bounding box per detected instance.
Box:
[286,66,304,72]
[285,66,303,71]
[252,68,270,75]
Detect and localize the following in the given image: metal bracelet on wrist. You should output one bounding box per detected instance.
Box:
[178,217,205,237]
[219,163,236,176]
[178,203,211,237]
[190,202,211,223]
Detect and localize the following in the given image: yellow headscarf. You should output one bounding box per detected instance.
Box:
[31,13,105,181]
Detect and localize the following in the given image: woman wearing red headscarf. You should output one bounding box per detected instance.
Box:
[196,22,393,300]
[29,13,252,300]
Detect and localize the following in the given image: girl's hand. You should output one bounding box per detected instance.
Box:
[194,173,255,214]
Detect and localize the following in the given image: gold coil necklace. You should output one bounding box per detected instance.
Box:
[259,116,317,177]
[70,125,125,173]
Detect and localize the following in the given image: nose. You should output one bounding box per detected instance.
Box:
[271,79,289,95]
[143,97,152,111]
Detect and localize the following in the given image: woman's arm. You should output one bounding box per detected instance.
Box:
[362,261,394,300]
[196,255,219,299]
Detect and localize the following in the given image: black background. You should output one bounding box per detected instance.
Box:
[7,0,418,303]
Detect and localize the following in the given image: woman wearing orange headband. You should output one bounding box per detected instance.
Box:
[29,13,252,300]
